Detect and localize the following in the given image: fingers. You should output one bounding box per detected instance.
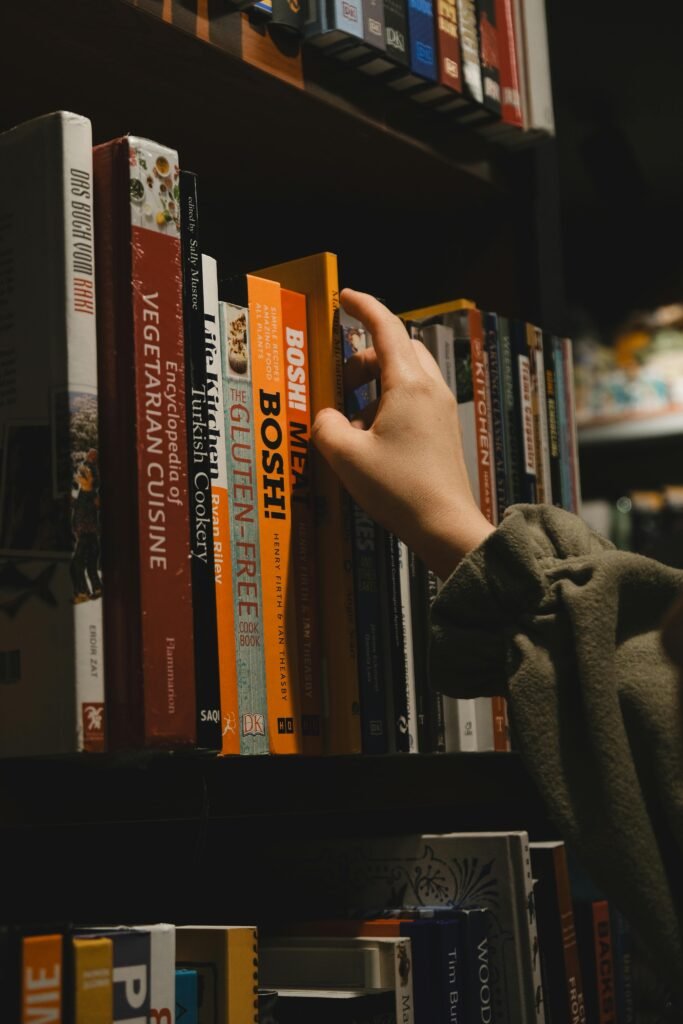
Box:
[344,347,380,393]
[340,289,420,384]
[311,407,366,475]
[349,398,379,431]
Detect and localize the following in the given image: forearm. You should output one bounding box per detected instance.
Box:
[430,504,683,992]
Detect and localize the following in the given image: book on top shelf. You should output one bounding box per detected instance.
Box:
[0,111,105,757]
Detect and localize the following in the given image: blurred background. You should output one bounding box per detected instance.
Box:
[547,0,683,564]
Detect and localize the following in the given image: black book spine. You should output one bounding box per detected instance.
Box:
[484,311,509,517]
[425,566,445,752]
[179,171,222,752]
[384,0,411,65]
[509,319,537,503]
[542,331,564,508]
[408,549,430,753]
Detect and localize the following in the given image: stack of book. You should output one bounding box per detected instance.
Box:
[0,110,580,759]
[2,834,634,1023]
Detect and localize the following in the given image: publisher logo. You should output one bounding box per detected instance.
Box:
[82,703,105,752]
[387,27,405,51]
[277,717,295,734]
[369,17,382,34]
[445,58,458,78]
[302,715,321,736]
[242,713,266,736]
[342,1,358,21]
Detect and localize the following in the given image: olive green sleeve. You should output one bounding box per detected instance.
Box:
[430,504,683,993]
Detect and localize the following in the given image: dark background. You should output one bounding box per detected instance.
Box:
[546,0,683,340]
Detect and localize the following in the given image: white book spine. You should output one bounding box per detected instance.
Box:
[508,834,547,1023]
[519,0,555,134]
[0,111,105,755]
[397,539,418,753]
[443,695,478,752]
[136,925,176,1024]
[473,697,495,751]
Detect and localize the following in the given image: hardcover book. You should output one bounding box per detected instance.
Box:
[179,171,222,752]
[434,0,463,93]
[177,925,259,1024]
[477,0,501,113]
[219,300,268,754]
[93,134,196,749]
[494,0,523,126]
[73,936,113,1024]
[383,0,411,66]
[509,319,538,503]
[203,258,239,755]
[283,288,322,754]
[255,253,360,755]
[247,274,301,753]
[286,831,545,1024]
[406,0,438,80]
[0,111,105,756]
[22,933,63,1023]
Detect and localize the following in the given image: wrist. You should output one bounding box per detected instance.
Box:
[416,505,495,581]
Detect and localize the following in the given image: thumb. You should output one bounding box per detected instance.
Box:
[311,407,365,474]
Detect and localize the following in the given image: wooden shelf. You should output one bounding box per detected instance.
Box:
[579,408,683,445]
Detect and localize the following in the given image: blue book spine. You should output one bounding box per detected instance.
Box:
[484,311,511,518]
[435,918,465,1023]
[401,920,440,1024]
[406,0,437,79]
[552,335,573,511]
[611,909,635,1024]
[342,317,387,755]
[175,969,199,1024]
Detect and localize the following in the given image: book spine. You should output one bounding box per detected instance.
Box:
[383,0,411,64]
[611,909,634,1024]
[112,932,151,1023]
[443,695,478,751]
[282,289,322,753]
[179,171,222,752]
[407,0,438,80]
[128,138,196,746]
[551,336,572,512]
[204,259,240,755]
[460,909,494,1022]
[495,0,523,126]
[220,302,268,754]
[248,274,301,753]
[509,834,546,1023]
[484,312,509,517]
[58,116,107,753]
[478,0,501,113]
[73,938,113,1024]
[510,320,537,503]
[364,0,387,47]
[491,695,510,751]
[408,551,431,753]
[562,337,581,513]
[553,846,587,1024]
[425,567,446,753]
[332,0,365,38]
[474,696,495,750]
[22,935,63,1023]
[144,926,175,1023]
[541,332,563,508]
[379,529,410,753]
[591,902,615,1024]
[527,324,552,505]
[498,316,522,505]
[227,928,259,1024]
[435,918,464,1022]
[518,0,554,133]
[398,539,419,752]
[455,0,484,102]
[175,969,198,1024]
[435,0,463,91]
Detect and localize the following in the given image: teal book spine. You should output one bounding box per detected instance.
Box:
[175,969,198,1024]
[219,302,269,754]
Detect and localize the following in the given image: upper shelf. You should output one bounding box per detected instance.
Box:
[578,407,683,445]
[0,0,509,207]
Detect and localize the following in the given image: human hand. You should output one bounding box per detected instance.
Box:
[311,289,494,580]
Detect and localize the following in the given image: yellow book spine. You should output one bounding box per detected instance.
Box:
[248,274,300,753]
[227,927,259,1024]
[400,296,476,321]
[256,254,360,754]
[73,937,113,1024]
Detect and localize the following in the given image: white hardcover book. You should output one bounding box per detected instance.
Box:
[443,695,478,752]
[518,0,555,135]
[135,925,175,1024]
[290,831,544,1024]
[267,935,414,1024]
[0,111,105,756]
[397,539,418,753]
[473,697,495,751]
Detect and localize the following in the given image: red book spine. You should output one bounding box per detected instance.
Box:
[469,309,495,524]
[554,847,587,1023]
[94,137,196,748]
[592,901,616,1024]
[495,0,523,126]
[435,0,463,92]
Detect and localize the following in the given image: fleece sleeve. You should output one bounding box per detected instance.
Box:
[430,503,683,993]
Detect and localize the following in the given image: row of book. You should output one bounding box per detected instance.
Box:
[5,833,635,1023]
[582,488,683,569]
[303,0,555,141]
[0,110,580,760]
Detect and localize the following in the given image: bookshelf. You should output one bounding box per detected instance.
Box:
[1,0,562,941]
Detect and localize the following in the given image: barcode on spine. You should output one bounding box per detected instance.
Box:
[0,649,21,683]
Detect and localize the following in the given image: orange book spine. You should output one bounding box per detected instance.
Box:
[22,935,63,1024]
[248,275,300,753]
[281,289,322,755]
[255,254,360,754]
[492,695,510,751]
